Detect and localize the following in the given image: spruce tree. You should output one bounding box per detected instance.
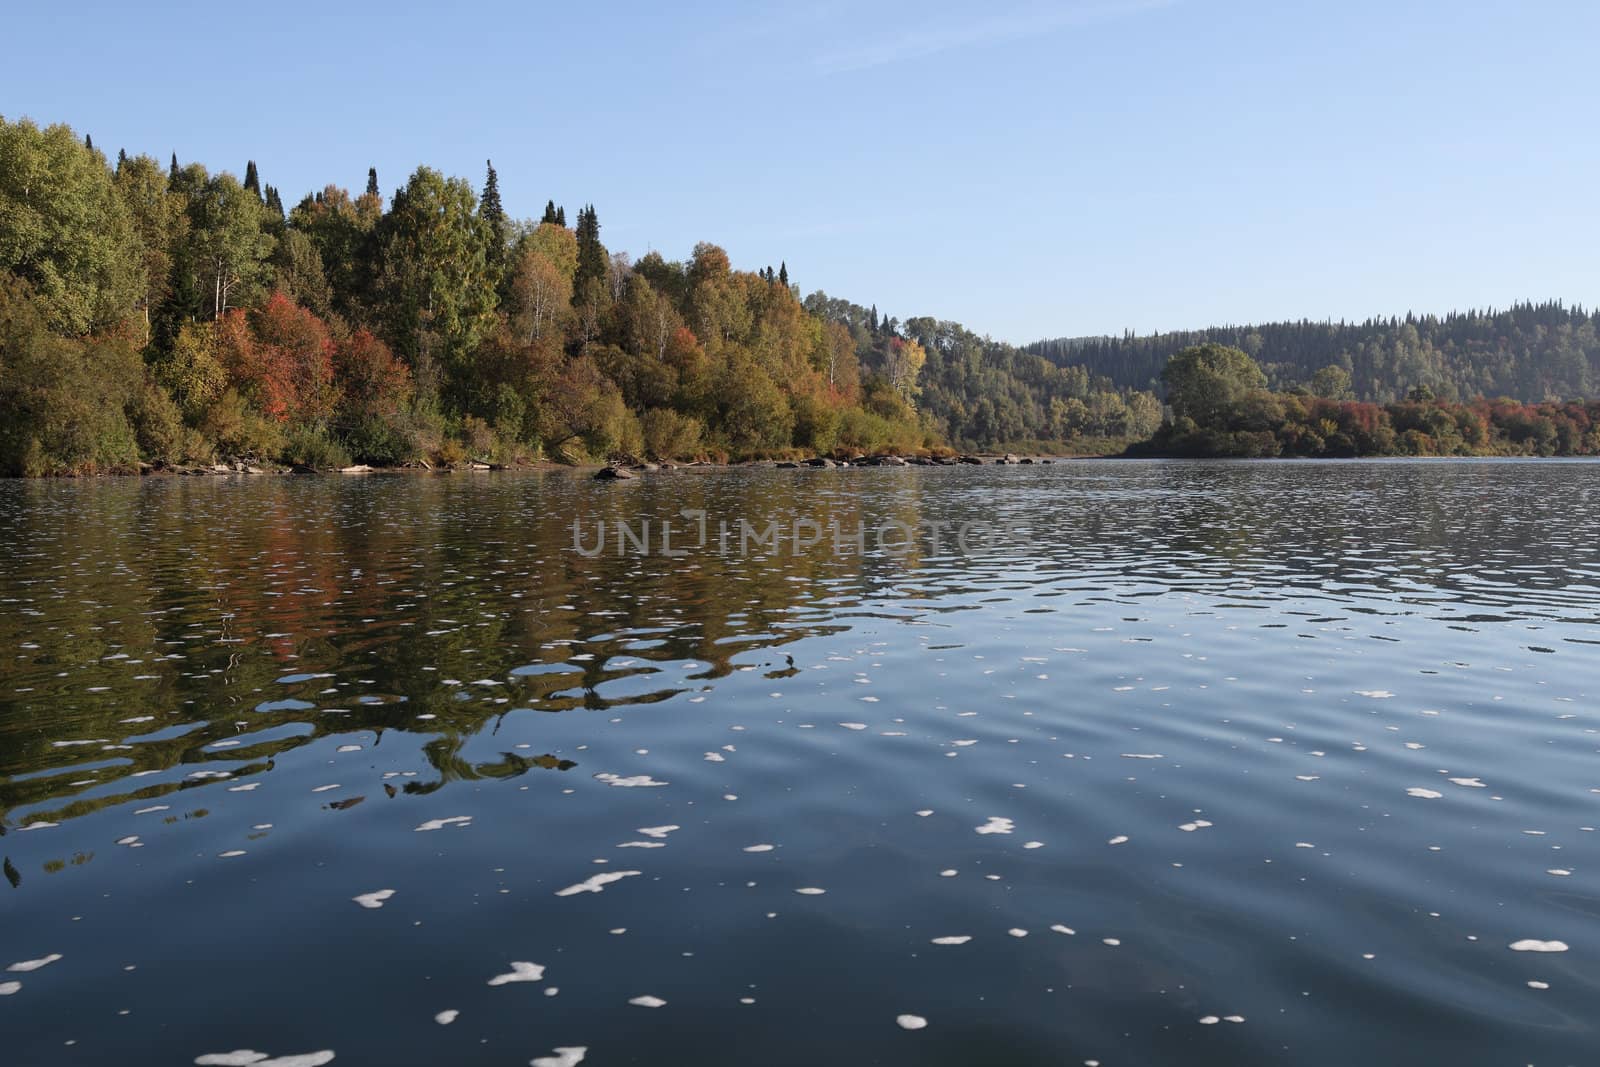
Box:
[574,205,607,296]
[169,152,179,183]
[243,160,261,199]
[541,200,559,225]
[84,133,94,151]
[366,167,379,198]
[480,160,506,254]
[117,148,127,171]
[779,261,789,288]
[556,205,566,226]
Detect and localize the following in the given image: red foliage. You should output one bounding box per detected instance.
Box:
[216,293,337,423]
[335,329,411,421]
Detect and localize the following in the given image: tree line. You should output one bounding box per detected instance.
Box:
[1030,302,1600,404]
[0,115,1155,476]
[1142,342,1600,457]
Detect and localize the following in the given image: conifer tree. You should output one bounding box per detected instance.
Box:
[574,204,606,295]
[84,133,93,151]
[366,167,379,197]
[541,200,559,225]
[778,261,789,288]
[169,152,179,184]
[555,205,566,226]
[479,160,507,259]
[117,147,127,170]
[243,160,261,199]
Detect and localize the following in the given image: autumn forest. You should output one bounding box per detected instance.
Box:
[3,115,1600,476]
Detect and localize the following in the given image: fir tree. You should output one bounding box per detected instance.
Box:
[265,185,285,219]
[869,305,879,332]
[243,160,261,199]
[541,200,559,225]
[366,167,379,198]
[169,152,179,183]
[84,133,93,152]
[556,205,566,226]
[117,147,127,171]
[778,261,789,288]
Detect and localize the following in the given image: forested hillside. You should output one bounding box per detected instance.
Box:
[1030,302,1600,403]
[0,115,1152,475]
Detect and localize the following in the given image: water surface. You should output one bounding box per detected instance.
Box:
[1,461,1596,1066]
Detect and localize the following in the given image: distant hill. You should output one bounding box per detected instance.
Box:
[1027,301,1600,403]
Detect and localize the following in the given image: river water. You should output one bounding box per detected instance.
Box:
[0,461,1596,1066]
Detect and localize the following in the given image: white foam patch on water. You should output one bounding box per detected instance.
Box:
[839,722,869,730]
[1121,753,1164,759]
[1356,690,1394,699]
[976,817,1014,835]
[1449,777,1486,788]
[1023,840,1045,849]
[530,1048,587,1067]
[434,1010,458,1025]
[487,962,546,985]
[1103,938,1121,946]
[1051,925,1076,935]
[616,842,664,849]
[743,844,775,853]
[703,752,725,762]
[1108,835,1129,845]
[1008,928,1028,938]
[636,826,679,839]
[352,890,394,910]
[939,869,958,877]
[196,1054,334,1067]
[1225,1015,1245,1023]
[218,850,247,858]
[1406,788,1443,799]
[1528,981,1550,990]
[916,809,933,817]
[1178,821,1213,832]
[795,887,827,895]
[0,981,18,995]
[556,871,641,897]
[896,1014,928,1030]
[931,936,971,945]
[629,995,666,1007]
[1199,1016,1220,1025]
[1547,869,1572,877]
[594,773,668,788]
[414,816,472,832]
[1509,940,1569,953]
[7,954,62,973]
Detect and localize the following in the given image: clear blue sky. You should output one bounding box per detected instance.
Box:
[5,0,1597,342]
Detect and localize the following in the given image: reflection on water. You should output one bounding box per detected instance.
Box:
[1,461,1597,1066]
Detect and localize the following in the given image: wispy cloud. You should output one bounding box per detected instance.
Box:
[813,0,1177,75]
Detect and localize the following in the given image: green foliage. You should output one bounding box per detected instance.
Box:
[1161,343,1268,427]
[0,116,140,333]
[0,276,142,474]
